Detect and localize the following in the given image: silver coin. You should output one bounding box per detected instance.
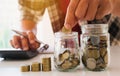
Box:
[87,58,96,70]
[90,36,100,45]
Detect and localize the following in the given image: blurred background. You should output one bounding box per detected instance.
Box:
[0,0,54,51]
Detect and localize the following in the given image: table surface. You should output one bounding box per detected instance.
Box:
[0,46,120,76]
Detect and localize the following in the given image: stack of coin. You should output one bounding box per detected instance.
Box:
[82,35,109,71]
[55,49,80,71]
[21,65,30,72]
[42,57,51,71]
[31,62,41,72]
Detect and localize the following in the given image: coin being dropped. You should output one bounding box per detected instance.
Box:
[87,58,96,70]
[61,26,71,33]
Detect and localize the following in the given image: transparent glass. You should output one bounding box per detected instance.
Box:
[81,24,110,71]
[54,32,80,71]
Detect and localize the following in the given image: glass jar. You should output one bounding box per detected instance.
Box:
[81,24,110,71]
[54,32,80,71]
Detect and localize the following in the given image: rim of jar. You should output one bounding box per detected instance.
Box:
[81,24,109,34]
[55,32,78,38]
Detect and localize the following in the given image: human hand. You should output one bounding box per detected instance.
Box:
[10,31,40,51]
[64,0,112,29]
[110,0,120,17]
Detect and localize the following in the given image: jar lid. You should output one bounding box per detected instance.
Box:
[81,24,109,34]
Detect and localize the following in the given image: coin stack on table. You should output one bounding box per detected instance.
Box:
[42,57,51,71]
[31,62,41,72]
[82,35,109,71]
[21,65,30,72]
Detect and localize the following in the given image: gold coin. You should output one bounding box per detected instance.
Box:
[31,62,41,71]
[82,54,87,66]
[42,64,51,71]
[100,36,107,41]
[96,63,107,69]
[31,67,40,72]
[87,58,96,70]
[42,57,51,65]
[61,26,71,33]
[71,58,80,67]
[104,53,108,64]
[61,60,72,70]
[86,49,100,59]
[59,50,70,63]
[21,65,30,72]
[100,48,107,57]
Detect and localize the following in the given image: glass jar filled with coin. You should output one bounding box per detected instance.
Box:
[54,32,80,71]
[81,24,110,71]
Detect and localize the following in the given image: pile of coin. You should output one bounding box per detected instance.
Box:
[21,65,30,72]
[42,57,51,71]
[54,50,80,71]
[21,57,51,72]
[82,36,109,71]
[31,62,41,72]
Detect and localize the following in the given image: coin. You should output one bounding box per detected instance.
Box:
[100,48,107,57]
[82,54,87,67]
[100,36,107,41]
[42,57,51,65]
[86,49,100,59]
[31,62,41,71]
[96,63,107,69]
[42,65,51,72]
[42,57,51,71]
[86,58,96,70]
[61,60,72,70]
[90,36,100,45]
[59,50,70,63]
[104,53,108,64]
[21,65,30,72]
[61,26,71,33]
[71,58,80,67]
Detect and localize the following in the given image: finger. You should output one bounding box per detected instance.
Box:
[21,37,29,51]
[75,0,89,20]
[64,0,80,29]
[13,35,21,49]
[22,32,27,37]
[28,31,36,44]
[10,40,15,48]
[96,0,111,19]
[30,42,40,50]
[84,0,99,21]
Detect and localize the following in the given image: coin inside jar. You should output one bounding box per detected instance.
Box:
[86,58,96,70]
[86,49,100,59]
[90,36,100,45]
[61,60,72,70]
[59,50,70,62]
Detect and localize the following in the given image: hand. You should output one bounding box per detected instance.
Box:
[10,31,40,51]
[110,0,120,17]
[64,0,112,29]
